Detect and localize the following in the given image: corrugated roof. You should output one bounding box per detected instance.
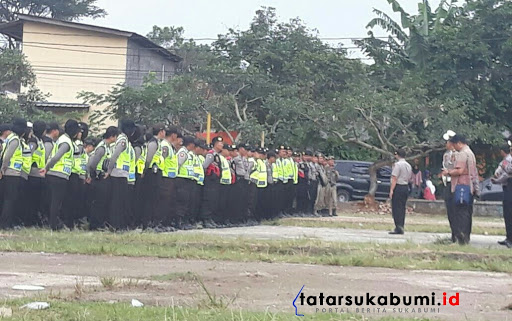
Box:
[35,102,90,109]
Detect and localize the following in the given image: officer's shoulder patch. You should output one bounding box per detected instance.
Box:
[180,152,186,157]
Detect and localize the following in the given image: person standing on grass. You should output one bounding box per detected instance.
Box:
[494,144,512,248]
[442,135,479,245]
[442,130,457,242]
[389,149,412,235]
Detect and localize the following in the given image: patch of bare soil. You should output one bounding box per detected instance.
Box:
[0,252,510,321]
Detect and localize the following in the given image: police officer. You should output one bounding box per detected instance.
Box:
[191,140,206,225]
[295,152,309,214]
[158,127,179,228]
[260,151,278,219]
[218,144,233,225]
[175,136,197,229]
[201,136,224,228]
[41,119,80,230]
[87,126,118,230]
[106,120,137,230]
[247,146,260,222]
[491,145,512,248]
[0,118,28,228]
[140,123,165,228]
[304,150,318,214]
[26,121,47,226]
[254,148,268,221]
[63,122,89,227]
[231,143,249,224]
[0,123,12,217]
[325,157,340,216]
[389,149,413,234]
[442,131,456,242]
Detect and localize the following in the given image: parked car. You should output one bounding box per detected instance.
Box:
[334,160,392,202]
[479,178,503,202]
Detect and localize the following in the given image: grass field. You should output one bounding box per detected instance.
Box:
[0,300,436,321]
[1,229,511,273]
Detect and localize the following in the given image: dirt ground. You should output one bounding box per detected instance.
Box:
[0,252,510,321]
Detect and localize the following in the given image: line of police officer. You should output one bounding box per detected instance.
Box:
[0,118,339,231]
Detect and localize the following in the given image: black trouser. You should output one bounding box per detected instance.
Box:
[307,180,319,214]
[274,182,285,214]
[157,178,176,226]
[453,195,473,244]
[258,184,277,220]
[89,176,111,230]
[247,182,258,220]
[25,176,44,227]
[392,185,409,231]
[296,179,309,213]
[200,175,220,222]
[132,173,144,228]
[504,183,512,241]
[232,178,248,223]
[108,177,129,230]
[175,177,194,225]
[141,168,162,227]
[46,175,69,230]
[286,183,296,214]
[0,175,22,229]
[444,182,456,242]
[62,173,85,227]
[190,183,202,224]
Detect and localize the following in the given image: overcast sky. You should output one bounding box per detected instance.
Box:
[83,0,441,59]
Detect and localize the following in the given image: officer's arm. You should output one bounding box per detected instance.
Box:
[107,142,126,174]
[1,139,19,174]
[202,154,214,169]
[134,146,142,161]
[28,139,37,153]
[145,141,157,170]
[177,151,187,169]
[45,143,70,171]
[44,142,53,162]
[87,147,105,176]
[162,146,169,159]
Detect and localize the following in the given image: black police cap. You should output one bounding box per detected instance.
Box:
[212,136,223,144]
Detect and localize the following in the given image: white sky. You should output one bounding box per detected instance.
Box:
[83,0,441,59]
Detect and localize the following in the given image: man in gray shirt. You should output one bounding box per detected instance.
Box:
[389,149,412,235]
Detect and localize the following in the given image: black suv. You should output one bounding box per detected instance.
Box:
[335,160,392,202]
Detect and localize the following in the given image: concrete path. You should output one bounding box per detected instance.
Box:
[181,225,505,248]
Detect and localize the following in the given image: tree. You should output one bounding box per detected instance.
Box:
[354,0,460,68]
[0,49,35,92]
[0,0,106,22]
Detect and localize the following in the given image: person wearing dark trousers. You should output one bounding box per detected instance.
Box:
[0,119,28,229]
[218,146,233,225]
[105,120,137,230]
[140,124,165,228]
[26,121,47,227]
[492,145,512,248]
[158,127,179,228]
[191,142,206,225]
[442,135,479,245]
[201,136,224,228]
[41,119,80,230]
[389,149,412,235]
[174,137,197,229]
[86,126,118,230]
[0,124,12,222]
[231,143,249,224]
[441,131,457,242]
[132,128,147,228]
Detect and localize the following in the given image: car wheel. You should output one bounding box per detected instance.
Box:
[337,189,351,203]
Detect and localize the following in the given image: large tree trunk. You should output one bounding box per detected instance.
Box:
[368,159,393,197]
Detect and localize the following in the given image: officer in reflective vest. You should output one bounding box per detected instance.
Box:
[86,126,118,230]
[254,148,267,221]
[0,118,28,229]
[25,121,47,227]
[174,136,197,229]
[41,119,80,230]
[157,127,179,228]
[201,136,224,228]
[190,140,206,224]
[260,151,278,220]
[141,123,165,228]
[105,120,137,230]
[63,122,89,227]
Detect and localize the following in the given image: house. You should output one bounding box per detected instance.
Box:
[0,14,181,123]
